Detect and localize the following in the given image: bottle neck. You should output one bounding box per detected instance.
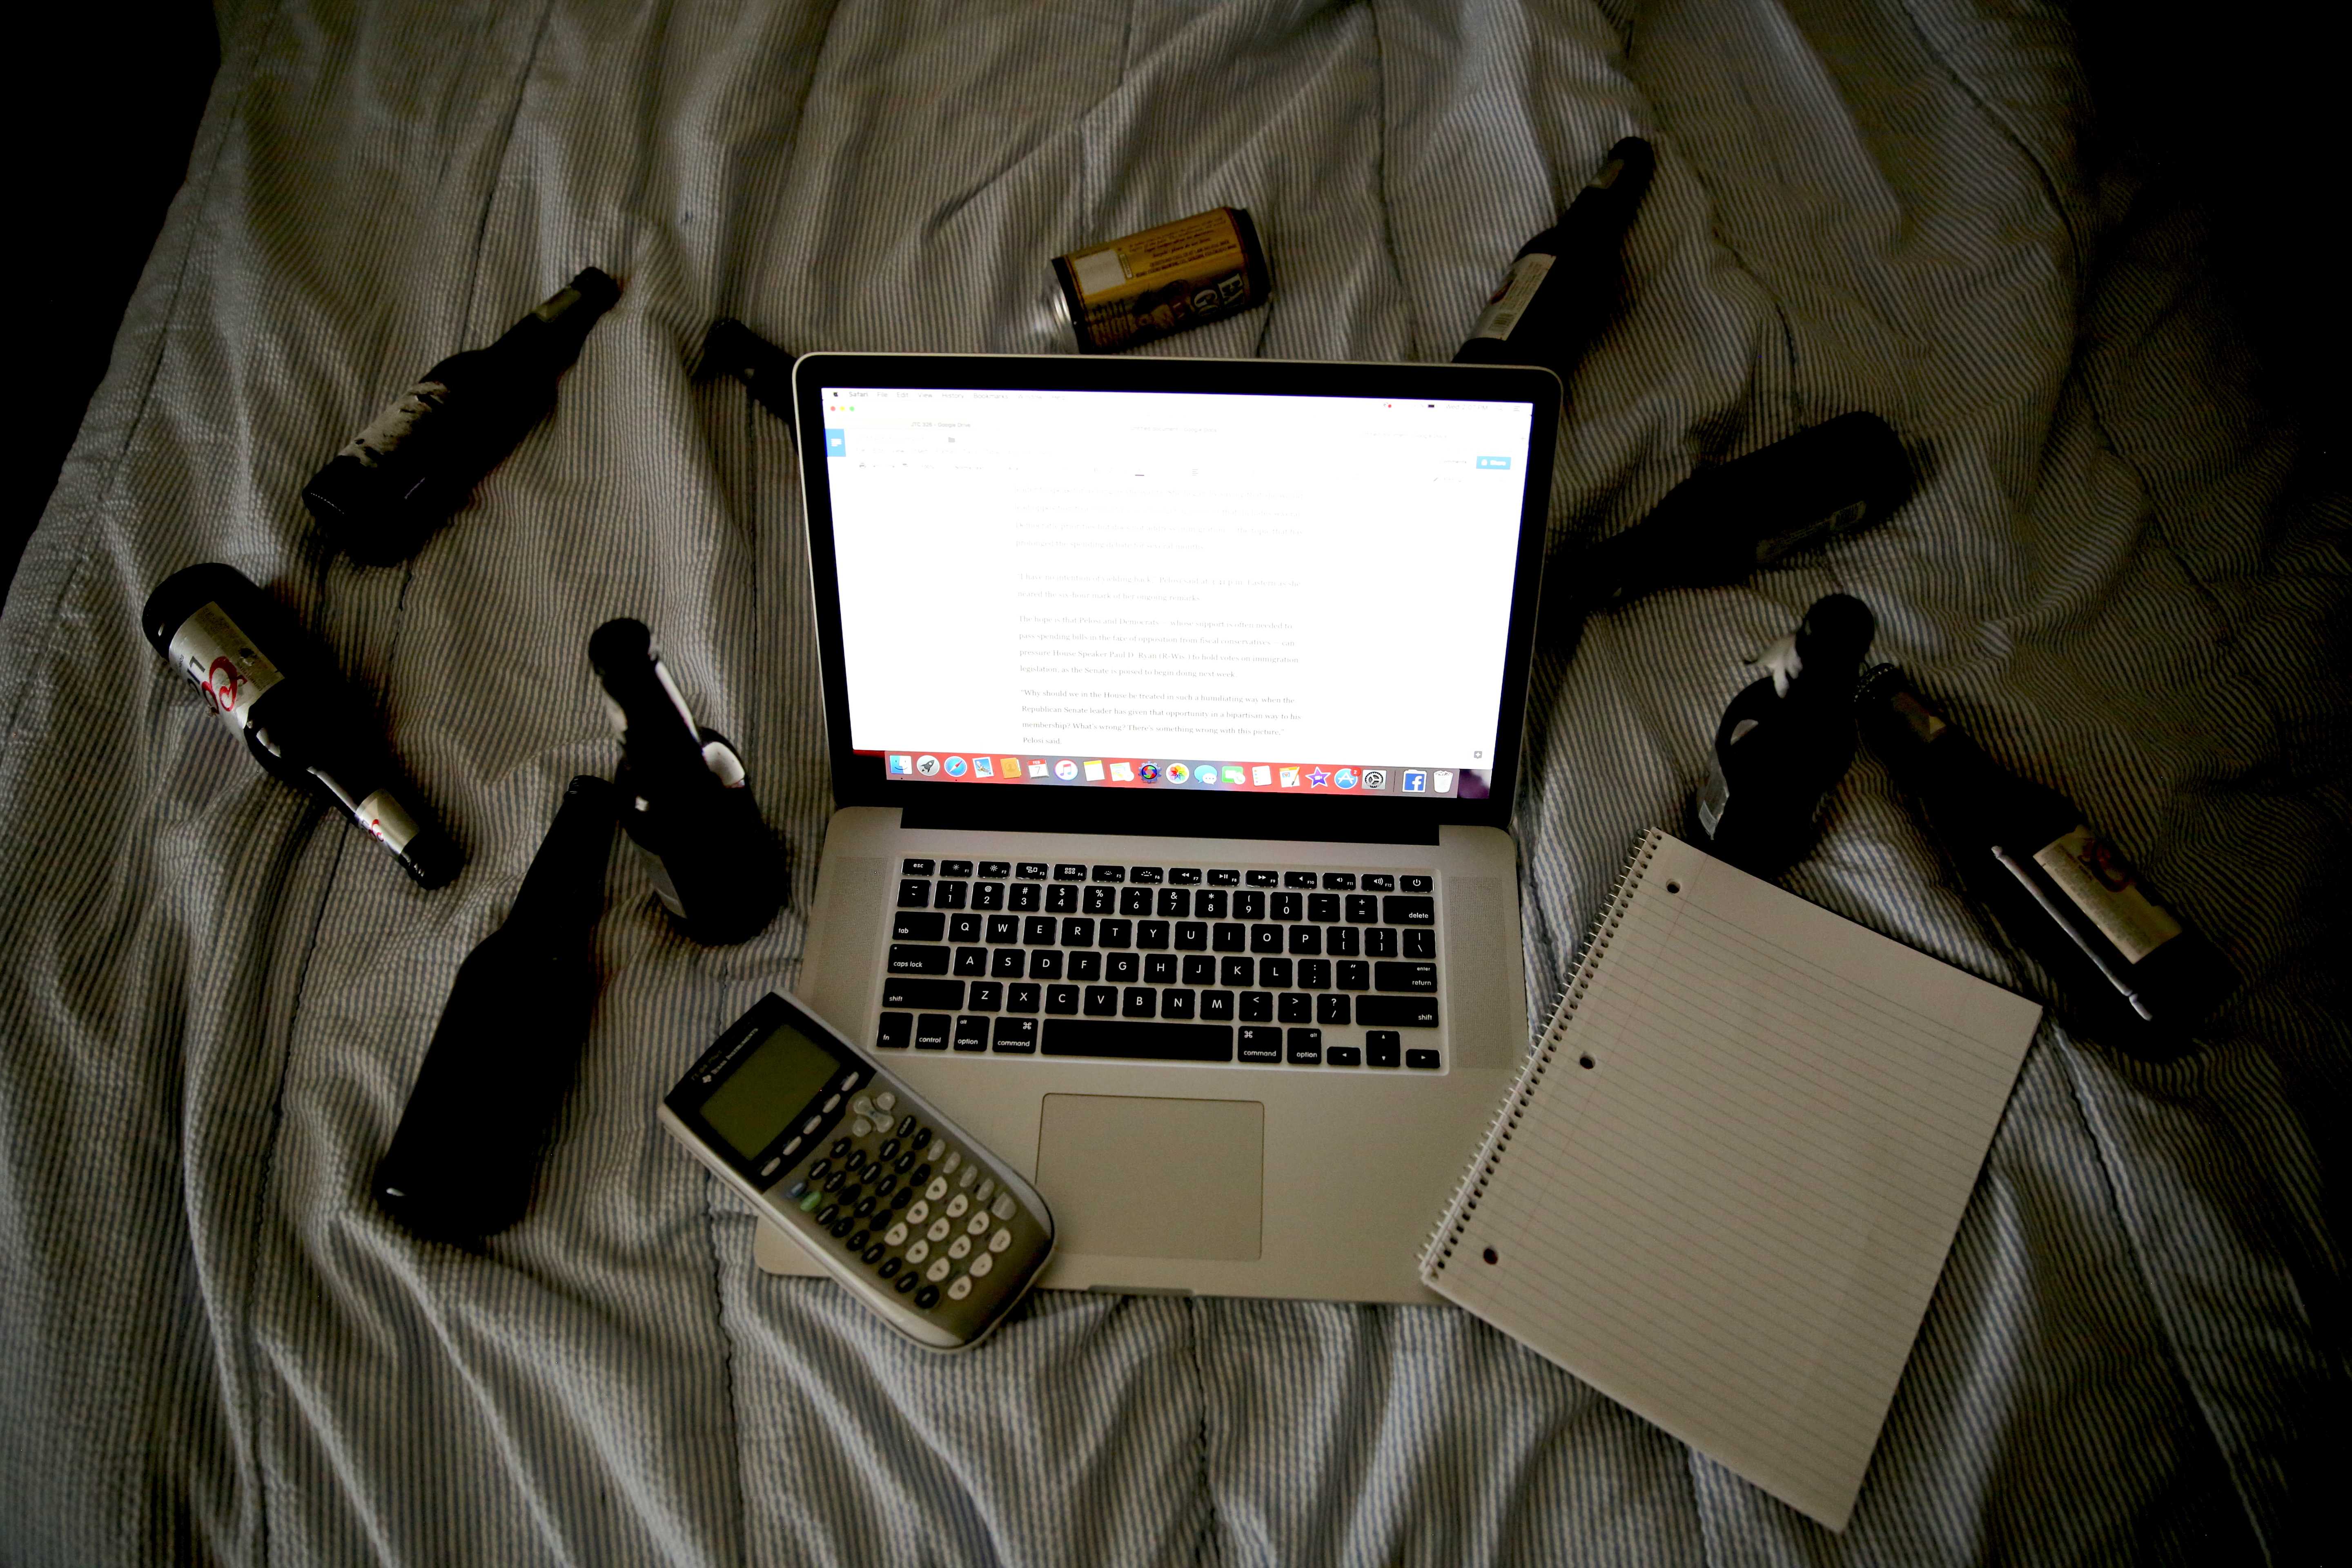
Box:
[490,271,618,373]
[590,621,716,795]
[505,777,618,935]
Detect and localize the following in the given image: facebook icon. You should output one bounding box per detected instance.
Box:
[1402,771,1428,793]
[825,428,847,457]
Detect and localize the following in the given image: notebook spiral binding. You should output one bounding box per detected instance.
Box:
[1419,829,1664,1276]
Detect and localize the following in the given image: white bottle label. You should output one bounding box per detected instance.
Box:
[167,601,286,735]
[354,790,420,855]
[337,380,450,468]
[2031,825,2183,964]
[1467,252,1555,342]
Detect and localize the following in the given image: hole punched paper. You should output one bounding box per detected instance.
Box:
[1420,830,2042,1530]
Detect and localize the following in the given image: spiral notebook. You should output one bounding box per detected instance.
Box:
[1420,830,2040,1531]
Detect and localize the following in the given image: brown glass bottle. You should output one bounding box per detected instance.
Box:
[374,775,614,1244]
[303,269,619,564]
[143,563,462,888]
[589,618,784,945]
[1857,664,2237,1058]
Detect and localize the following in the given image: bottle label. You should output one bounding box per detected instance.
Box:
[2031,826,2183,964]
[355,789,421,855]
[1467,252,1555,342]
[337,380,450,468]
[167,602,286,735]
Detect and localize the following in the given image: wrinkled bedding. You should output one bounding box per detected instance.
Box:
[2,0,2341,1561]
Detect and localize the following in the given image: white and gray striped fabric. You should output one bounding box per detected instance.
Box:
[2,0,2339,1561]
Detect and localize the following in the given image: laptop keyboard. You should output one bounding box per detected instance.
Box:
[875,859,1443,1070]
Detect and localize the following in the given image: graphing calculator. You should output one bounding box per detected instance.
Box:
[659,991,1055,1351]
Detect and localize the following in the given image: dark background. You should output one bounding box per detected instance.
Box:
[9,2,2336,600]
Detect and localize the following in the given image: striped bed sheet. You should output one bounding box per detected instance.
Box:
[0,0,2338,1562]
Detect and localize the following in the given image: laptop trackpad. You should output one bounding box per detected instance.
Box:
[1035,1095,1263,1262]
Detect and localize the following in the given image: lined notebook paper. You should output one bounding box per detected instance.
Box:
[1420,831,2040,1531]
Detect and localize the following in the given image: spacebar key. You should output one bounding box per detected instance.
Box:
[1044,1020,1234,1062]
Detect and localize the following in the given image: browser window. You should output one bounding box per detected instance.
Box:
[822,386,1534,799]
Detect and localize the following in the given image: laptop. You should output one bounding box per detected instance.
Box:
[755,352,1560,1303]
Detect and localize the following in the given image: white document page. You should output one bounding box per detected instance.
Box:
[819,386,1533,768]
[1422,832,2042,1530]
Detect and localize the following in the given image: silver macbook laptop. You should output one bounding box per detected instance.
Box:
[757,352,1560,1303]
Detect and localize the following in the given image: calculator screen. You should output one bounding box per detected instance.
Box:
[699,1023,840,1158]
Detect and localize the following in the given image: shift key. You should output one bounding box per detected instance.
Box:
[1355,995,1440,1028]
[887,944,951,975]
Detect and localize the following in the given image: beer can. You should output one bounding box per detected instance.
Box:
[1050,207,1272,353]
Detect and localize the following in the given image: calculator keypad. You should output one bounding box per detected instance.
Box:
[778,1091,1042,1334]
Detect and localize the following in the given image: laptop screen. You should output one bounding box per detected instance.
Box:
[811,379,1536,806]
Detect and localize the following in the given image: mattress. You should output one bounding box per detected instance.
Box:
[1,0,2339,1561]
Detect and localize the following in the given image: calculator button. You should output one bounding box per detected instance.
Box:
[942,1194,967,1219]
[967,1213,992,1236]
[905,1200,929,1225]
[863,1244,886,1265]
[940,1152,961,1174]
[911,1129,932,1150]
[799,1190,824,1213]
[956,1165,977,1189]
[781,1138,801,1159]
[852,1096,873,1117]
[878,1257,902,1279]
[906,1240,931,1264]
[849,1118,873,1139]
[988,1228,1013,1254]
[884,1222,909,1246]
[926,1258,953,1283]
[915,1285,943,1310]
[822,1094,840,1112]
[969,1253,994,1278]
[897,1116,918,1137]
[816,1203,839,1225]
[788,1179,810,1200]
[991,1193,1018,1220]
[975,1178,996,1205]
[910,1162,931,1186]
[848,1229,869,1252]
[948,1235,973,1259]
[925,1178,949,1201]
[874,1092,897,1113]
[878,1139,900,1162]
[838,1070,859,1091]
[831,1215,855,1238]
[802,1116,823,1135]
[948,1278,973,1300]
[894,1273,919,1295]
[927,1218,953,1242]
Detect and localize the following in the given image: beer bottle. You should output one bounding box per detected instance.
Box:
[374,775,616,1243]
[698,317,796,432]
[1454,137,1654,379]
[1857,664,2236,1056]
[589,618,784,944]
[1550,413,1912,630]
[303,269,621,564]
[143,563,462,888]
[1694,593,1877,878]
